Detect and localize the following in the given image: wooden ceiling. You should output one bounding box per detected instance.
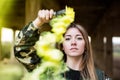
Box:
[1,0,120,36]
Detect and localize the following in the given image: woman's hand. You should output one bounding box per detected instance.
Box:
[33,9,54,28]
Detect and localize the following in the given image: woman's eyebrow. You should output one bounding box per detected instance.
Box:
[76,34,82,36]
[65,34,82,37]
[64,35,71,37]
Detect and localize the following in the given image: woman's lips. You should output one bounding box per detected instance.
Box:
[70,48,78,50]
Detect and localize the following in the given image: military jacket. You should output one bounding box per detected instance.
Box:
[14,22,40,71]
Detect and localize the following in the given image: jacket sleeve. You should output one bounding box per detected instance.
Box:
[14,22,41,72]
[96,69,112,80]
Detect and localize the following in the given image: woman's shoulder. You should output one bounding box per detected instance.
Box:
[96,68,112,80]
[96,68,105,80]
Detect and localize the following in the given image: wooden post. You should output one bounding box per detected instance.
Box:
[105,35,113,77]
[25,0,42,24]
[91,34,106,71]
[10,29,15,62]
[0,28,1,60]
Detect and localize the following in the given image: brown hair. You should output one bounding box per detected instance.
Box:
[59,23,98,80]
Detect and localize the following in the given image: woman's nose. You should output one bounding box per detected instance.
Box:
[71,39,76,45]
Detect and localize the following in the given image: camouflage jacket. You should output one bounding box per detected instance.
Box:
[14,22,40,72]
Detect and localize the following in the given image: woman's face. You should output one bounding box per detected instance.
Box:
[63,27,85,57]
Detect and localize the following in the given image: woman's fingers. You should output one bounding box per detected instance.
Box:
[33,9,54,28]
[38,9,54,23]
[49,9,54,18]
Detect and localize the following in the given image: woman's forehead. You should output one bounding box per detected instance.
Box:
[65,27,82,35]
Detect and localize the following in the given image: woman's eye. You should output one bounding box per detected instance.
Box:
[65,37,70,41]
[77,37,83,40]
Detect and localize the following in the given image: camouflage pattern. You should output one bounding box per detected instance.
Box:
[14,22,40,72]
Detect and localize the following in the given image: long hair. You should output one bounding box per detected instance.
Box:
[59,23,98,80]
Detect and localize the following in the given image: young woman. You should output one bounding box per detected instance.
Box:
[61,23,97,80]
[14,9,109,80]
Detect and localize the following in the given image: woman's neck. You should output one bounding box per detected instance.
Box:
[66,56,83,71]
